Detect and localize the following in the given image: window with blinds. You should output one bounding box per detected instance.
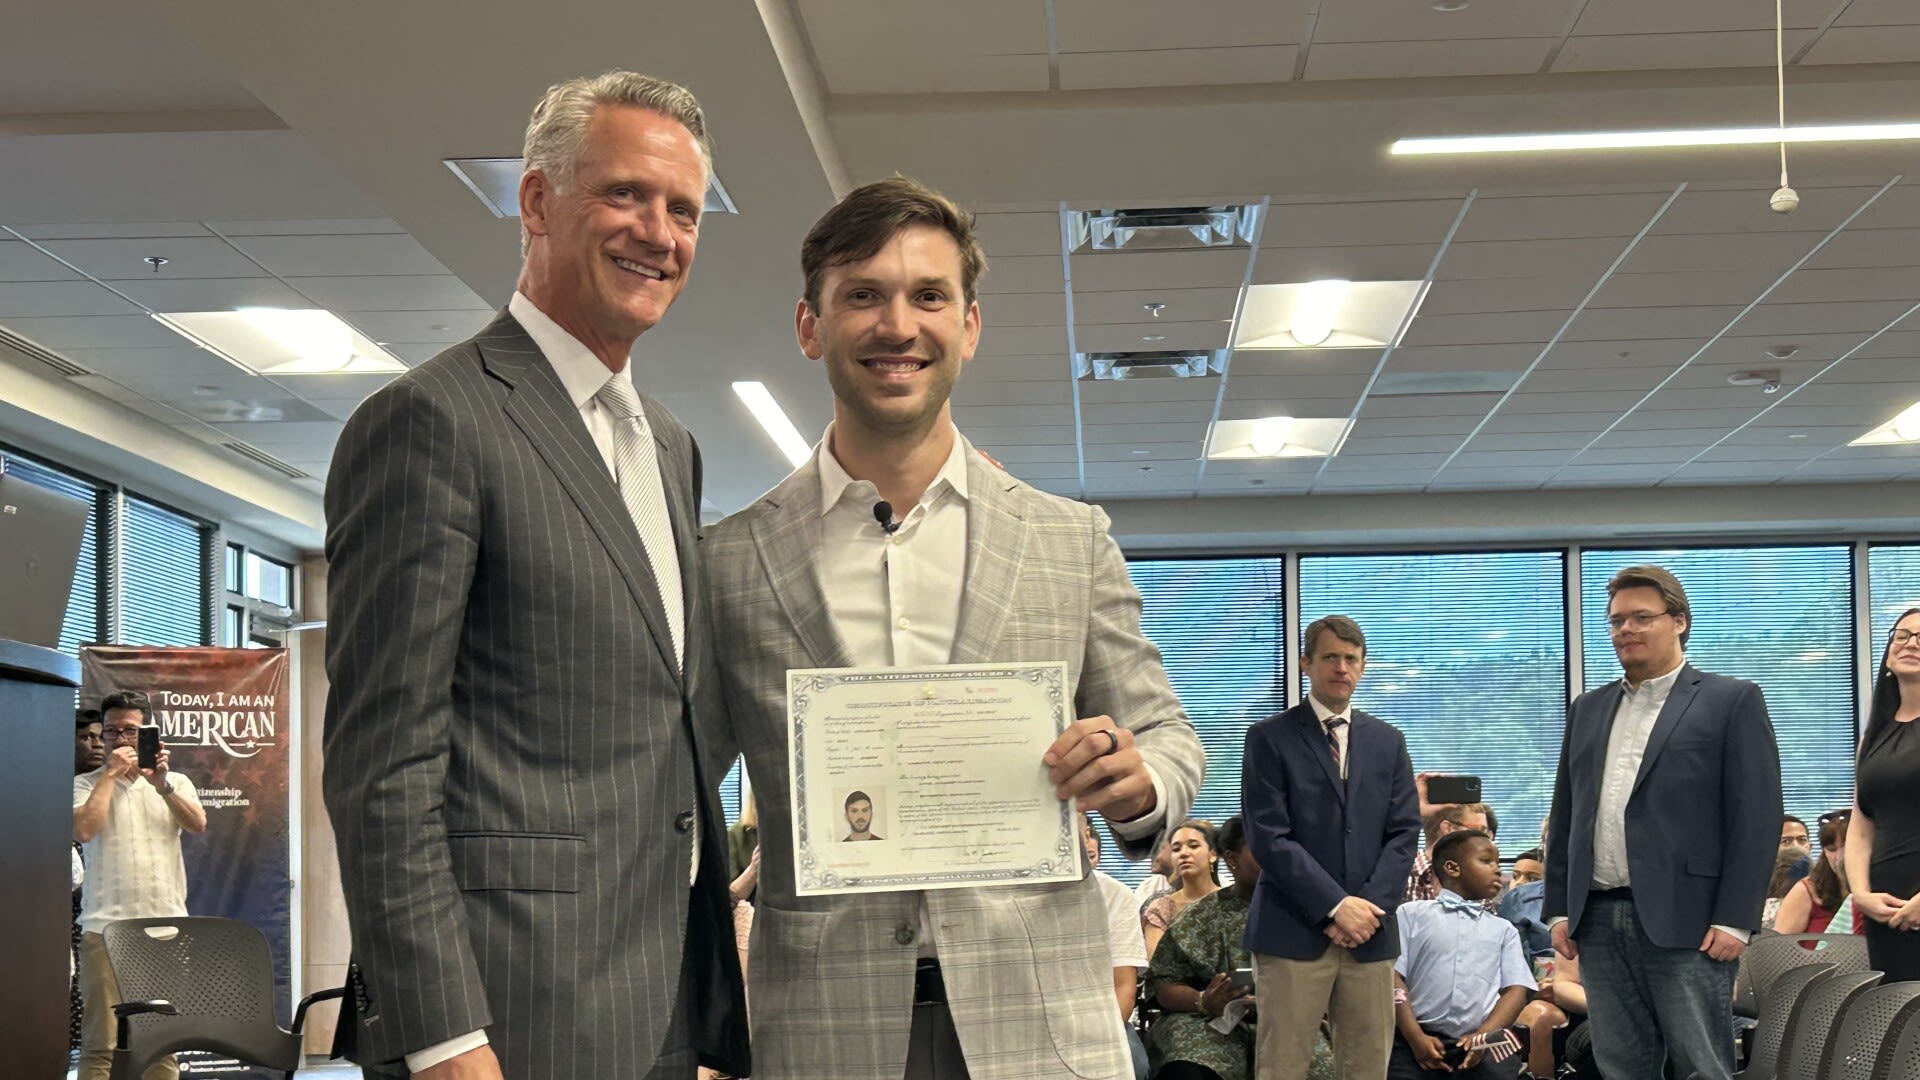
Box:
[1579,546,1857,826]
[120,495,212,647]
[1869,544,1920,656]
[1,450,105,654]
[1095,556,1287,886]
[1299,551,1569,854]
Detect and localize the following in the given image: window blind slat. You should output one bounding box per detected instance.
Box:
[122,496,210,647]
[3,453,103,655]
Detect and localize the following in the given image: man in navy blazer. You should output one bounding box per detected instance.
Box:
[1546,565,1781,1080]
[1243,615,1420,1080]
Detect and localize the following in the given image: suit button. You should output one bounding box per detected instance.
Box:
[895,923,916,945]
[674,810,695,833]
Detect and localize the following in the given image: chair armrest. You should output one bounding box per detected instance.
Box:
[113,999,179,1055]
[292,986,347,1035]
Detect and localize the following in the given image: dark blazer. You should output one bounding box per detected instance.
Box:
[1241,701,1420,963]
[322,311,747,1077]
[1544,663,1781,950]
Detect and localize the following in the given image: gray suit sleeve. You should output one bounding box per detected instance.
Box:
[1078,505,1204,859]
[323,379,492,1058]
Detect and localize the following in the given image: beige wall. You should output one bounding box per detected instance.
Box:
[298,554,348,1053]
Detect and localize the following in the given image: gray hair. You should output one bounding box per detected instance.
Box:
[520,71,713,252]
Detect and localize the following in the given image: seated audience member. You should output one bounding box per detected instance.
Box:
[1135,835,1179,912]
[1496,850,1553,959]
[1144,819,1221,960]
[1775,810,1852,934]
[1144,816,1258,1080]
[1392,829,1535,1080]
[1515,952,1589,1080]
[1780,814,1811,859]
[1083,814,1151,1080]
[1407,802,1497,908]
[1760,849,1813,930]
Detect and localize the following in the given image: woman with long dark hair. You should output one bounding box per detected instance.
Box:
[1144,820,1221,961]
[1851,607,1920,979]
[1776,811,1851,934]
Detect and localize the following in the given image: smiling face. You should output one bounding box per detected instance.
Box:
[518,104,705,366]
[798,224,980,443]
[1890,611,1920,680]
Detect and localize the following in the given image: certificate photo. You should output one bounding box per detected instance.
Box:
[787,662,1082,895]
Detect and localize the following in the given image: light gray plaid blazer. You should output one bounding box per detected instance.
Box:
[701,447,1204,1080]
[323,310,748,1077]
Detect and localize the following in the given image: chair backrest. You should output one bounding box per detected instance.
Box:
[101,917,297,1075]
[1747,935,1868,1013]
[1746,963,1837,1079]
[1880,1003,1920,1080]
[1778,970,1881,1080]
[1821,982,1920,1080]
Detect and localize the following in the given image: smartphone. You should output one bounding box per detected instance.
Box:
[136,726,161,770]
[1230,966,1255,993]
[1426,774,1481,805]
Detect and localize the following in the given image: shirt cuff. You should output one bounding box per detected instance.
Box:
[1711,924,1752,944]
[1108,763,1168,840]
[406,1030,489,1073]
[1547,916,1567,927]
[1329,902,1345,921]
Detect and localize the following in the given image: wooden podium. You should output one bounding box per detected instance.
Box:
[0,638,80,1079]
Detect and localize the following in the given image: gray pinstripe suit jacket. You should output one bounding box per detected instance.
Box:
[701,448,1205,1080]
[322,311,748,1078]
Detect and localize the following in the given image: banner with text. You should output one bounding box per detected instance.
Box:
[83,646,291,1080]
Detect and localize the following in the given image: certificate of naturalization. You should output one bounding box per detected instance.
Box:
[787,661,1082,896]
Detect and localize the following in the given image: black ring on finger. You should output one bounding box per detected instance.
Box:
[1100,728,1121,756]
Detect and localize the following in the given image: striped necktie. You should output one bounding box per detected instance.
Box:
[1325,716,1348,777]
[594,375,684,670]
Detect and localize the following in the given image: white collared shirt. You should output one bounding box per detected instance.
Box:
[1592,658,1686,888]
[1306,693,1352,781]
[72,769,200,934]
[509,290,633,481]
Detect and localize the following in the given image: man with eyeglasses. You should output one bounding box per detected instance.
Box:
[71,691,207,1080]
[1544,565,1781,1080]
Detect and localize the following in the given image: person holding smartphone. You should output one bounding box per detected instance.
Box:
[71,691,206,1080]
[1144,816,1261,1080]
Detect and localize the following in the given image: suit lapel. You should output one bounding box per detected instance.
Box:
[749,461,854,669]
[949,452,1028,664]
[1630,665,1702,796]
[645,396,702,685]
[482,313,682,685]
[1295,704,1346,802]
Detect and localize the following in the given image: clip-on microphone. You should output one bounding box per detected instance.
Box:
[873,501,901,535]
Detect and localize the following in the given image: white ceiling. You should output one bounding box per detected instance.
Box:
[2,0,1920,548]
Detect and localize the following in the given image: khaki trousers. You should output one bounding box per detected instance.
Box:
[79,931,178,1080]
[1253,948,1394,1080]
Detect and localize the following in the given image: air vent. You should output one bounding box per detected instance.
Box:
[222,442,310,480]
[0,325,89,377]
[1073,350,1226,381]
[1071,206,1257,252]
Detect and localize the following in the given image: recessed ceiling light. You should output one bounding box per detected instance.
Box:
[731,381,812,467]
[1433,0,1469,10]
[1392,122,1920,156]
[1235,280,1426,350]
[152,309,406,375]
[1250,416,1294,457]
[1851,400,1920,445]
[1206,417,1354,459]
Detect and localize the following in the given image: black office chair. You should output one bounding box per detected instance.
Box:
[1718,962,1835,1080]
[102,917,345,1080]
[1818,981,1920,1080]
[1742,934,1867,1015]
[1776,969,1881,1080]
[1881,1003,1920,1080]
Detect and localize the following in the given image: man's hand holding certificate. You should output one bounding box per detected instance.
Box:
[788,661,1148,895]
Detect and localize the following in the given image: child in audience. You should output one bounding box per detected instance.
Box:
[1391,829,1535,1079]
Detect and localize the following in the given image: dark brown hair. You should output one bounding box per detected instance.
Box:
[99,691,150,722]
[1864,607,1920,761]
[1607,564,1692,646]
[800,176,987,312]
[1806,811,1850,911]
[1170,818,1221,886]
[1302,614,1366,659]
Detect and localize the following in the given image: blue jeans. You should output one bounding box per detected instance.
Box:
[1126,1024,1148,1080]
[1577,893,1737,1080]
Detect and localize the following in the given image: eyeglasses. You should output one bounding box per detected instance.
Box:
[104,726,144,741]
[1607,611,1673,632]
[1892,628,1920,647]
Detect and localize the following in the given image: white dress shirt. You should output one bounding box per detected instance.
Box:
[1555,656,1748,944]
[814,425,1167,953]
[413,295,693,1074]
[1306,694,1351,781]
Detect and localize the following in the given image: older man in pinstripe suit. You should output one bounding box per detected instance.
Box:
[323,72,746,1080]
[703,177,1205,1080]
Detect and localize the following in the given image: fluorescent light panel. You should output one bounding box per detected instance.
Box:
[444,157,739,218]
[1235,280,1424,350]
[153,309,406,375]
[732,381,812,467]
[1206,417,1353,459]
[1851,401,1920,446]
[1393,122,1920,156]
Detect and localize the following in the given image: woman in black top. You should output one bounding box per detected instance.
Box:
[1852,607,1920,981]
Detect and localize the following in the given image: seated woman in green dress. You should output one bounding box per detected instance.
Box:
[1144,816,1259,1080]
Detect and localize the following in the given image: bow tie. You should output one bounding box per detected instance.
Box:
[1438,894,1484,918]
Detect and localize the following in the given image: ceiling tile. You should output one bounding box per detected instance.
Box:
[1058,46,1299,90]
[982,292,1068,327]
[1455,193,1672,242]
[1765,267,1920,306]
[981,324,1071,354]
[1079,400,1218,425]
[1655,187,1889,236]
[0,314,180,349]
[968,354,1072,382]
[40,237,265,280]
[1385,344,1543,372]
[1570,0,1828,35]
[1553,30,1816,73]
[1563,305,1746,341]
[1071,249,1250,292]
[1217,396,1359,421]
[62,345,246,382]
[1837,0,1920,25]
[1054,0,1310,52]
[1079,378,1222,405]
[1084,422,1209,445]
[1418,277,1593,316]
[0,281,140,318]
[972,213,1064,258]
[1588,271,1776,309]
[1807,229,1920,270]
[815,52,1049,94]
[0,241,79,282]
[1071,287,1240,325]
[209,218,405,236]
[1252,244,1441,285]
[339,309,494,344]
[1314,0,1577,42]
[14,223,212,240]
[979,255,1066,295]
[1399,310,1568,347]
[950,379,1074,407]
[1265,199,1464,248]
[1800,25,1920,65]
[227,233,449,277]
[966,423,1081,447]
[289,275,488,312]
[113,277,313,312]
[1735,300,1918,337]
[1439,238,1629,280]
[1074,321,1229,352]
[1628,232,1820,273]
[1304,39,1551,81]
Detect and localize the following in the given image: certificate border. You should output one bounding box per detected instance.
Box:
[788,662,1078,894]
